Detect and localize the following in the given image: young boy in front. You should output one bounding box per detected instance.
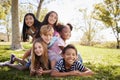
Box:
[51,44,94,77]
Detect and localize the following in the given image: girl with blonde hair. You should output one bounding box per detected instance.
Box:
[30,38,51,76]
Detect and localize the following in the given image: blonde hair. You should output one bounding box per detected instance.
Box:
[31,38,48,70]
[40,25,54,36]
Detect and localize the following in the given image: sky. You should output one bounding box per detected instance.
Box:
[46,0,102,23]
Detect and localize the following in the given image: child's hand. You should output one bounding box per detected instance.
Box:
[30,69,36,76]
[36,67,43,76]
[84,70,95,76]
[69,70,80,76]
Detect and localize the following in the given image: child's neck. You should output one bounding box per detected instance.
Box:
[30,26,36,32]
[61,37,66,42]
[65,63,72,70]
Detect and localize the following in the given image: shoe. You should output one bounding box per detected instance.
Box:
[10,54,15,64]
[0,61,10,66]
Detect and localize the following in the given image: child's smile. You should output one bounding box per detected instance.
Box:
[34,42,43,56]
[63,48,77,66]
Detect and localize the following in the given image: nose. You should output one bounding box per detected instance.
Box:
[69,54,73,58]
[36,48,39,51]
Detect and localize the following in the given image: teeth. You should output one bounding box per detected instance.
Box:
[69,60,73,62]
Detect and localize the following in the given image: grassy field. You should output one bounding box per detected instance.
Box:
[0,42,120,80]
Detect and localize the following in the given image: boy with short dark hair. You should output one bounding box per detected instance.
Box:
[51,44,94,77]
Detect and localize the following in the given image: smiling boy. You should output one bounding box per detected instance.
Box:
[51,44,94,77]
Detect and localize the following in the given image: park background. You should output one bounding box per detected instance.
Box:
[0,0,120,80]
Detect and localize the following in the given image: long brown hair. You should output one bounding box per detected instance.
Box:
[31,38,48,70]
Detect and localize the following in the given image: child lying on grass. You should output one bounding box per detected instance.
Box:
[51,44,94,77]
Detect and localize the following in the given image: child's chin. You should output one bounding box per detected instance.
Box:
[68,62,74,65]
[46,41,50,44]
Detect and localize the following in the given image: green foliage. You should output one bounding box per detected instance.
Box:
[0,0,11,20]
[0,5,6,20]
[0,42,120,80]
[93,0,120,48]
[93,0,120,27]
[38,8,48,22]
[93,41,117,48]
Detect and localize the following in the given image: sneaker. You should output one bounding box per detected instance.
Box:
[10,54,15,64]
[0,61,10,66]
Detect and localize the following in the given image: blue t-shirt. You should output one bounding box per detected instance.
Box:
[54,58,85,72]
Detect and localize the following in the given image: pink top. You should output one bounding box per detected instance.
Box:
[48,37,65,55]
[54,30,60,37]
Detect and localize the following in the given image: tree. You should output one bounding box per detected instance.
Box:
[79,8,102,46]
[36,0,56,20]
[0,0,12,42]
[93,0,120,48]
[0,0,11,20]
[11,0,22,50]
[36,0,44,19]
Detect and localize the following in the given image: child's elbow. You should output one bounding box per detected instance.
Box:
[51,71,55,77]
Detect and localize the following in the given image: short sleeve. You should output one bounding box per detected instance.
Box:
[75,61,85,72]
[54,59,63,72]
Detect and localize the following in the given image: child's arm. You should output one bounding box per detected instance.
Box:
[78,68,94,76]
[42,70,51,74]
[36,67,51,76]
[51,69,81,77]
[30,69,36,76]
[22,49,31,60]
[59,46,64,50]
[51,68,94,77]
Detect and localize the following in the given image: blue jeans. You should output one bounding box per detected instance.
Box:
[77,52,83,63]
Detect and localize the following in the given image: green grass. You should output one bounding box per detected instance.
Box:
[0,42,120,80]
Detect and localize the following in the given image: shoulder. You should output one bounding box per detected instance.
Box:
[55,58,64,68]
[56,58,64,65]
[73,60,83,67]
[74,60,85,71]
[54,59,64,71]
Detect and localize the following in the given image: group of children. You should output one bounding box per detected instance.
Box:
[0,11,94,77]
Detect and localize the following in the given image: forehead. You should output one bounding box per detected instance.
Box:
[64,48,76,54]
[50,12,57,16]
[25,15,33,18]
[34,42,42,46]
[62,27,70,32]
[49,12,57,17]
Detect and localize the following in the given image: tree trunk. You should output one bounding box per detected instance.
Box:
[36,0,44,19]
[11,0,22,50]
[116,38,119,49]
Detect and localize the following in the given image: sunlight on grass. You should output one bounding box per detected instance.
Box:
[0,42,120,80]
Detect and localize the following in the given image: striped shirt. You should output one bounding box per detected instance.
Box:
[54,59,85,72]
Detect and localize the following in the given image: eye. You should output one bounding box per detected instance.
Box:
[39,46,41,49]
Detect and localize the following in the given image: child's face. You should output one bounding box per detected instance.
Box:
[41,33,53,44]
[34,42,43,56]
[66,25,72,31]
[63,48,77,66]
[25,15,34,27]
[48,12,57,25]
[60,27,71,40]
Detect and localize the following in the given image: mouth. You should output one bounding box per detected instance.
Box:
[68,59,74,63]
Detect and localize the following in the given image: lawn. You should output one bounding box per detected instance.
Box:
[0,42,120,80]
